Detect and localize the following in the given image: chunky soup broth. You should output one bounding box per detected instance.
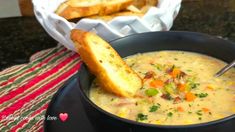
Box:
[90,51,235,125]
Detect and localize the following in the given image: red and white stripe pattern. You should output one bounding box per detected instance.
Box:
[0,46,82,131]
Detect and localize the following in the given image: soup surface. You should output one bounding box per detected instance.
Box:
[90,51,235,125]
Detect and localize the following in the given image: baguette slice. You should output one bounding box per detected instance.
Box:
[56,0,134,20]
[70,29,143,97]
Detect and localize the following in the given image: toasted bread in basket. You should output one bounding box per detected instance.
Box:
[132,0,158,9]
[126,0,158,14]
[56,0,134,20]
[88,11,144,21]
[87,0,159,22]
[70,29,143,97]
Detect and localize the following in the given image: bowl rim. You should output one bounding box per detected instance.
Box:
[79,31,235,129]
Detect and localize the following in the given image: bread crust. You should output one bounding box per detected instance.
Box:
[55,3,101,19]
[88,11,144,21]
[56,0,134,20]
[132,0,158,9]
[70,29,143,97]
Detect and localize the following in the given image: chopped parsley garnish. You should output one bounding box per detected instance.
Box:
[187,77,200,89]
[195,93,208,98]
[196,110,203,116]
[149,104,161,112]
[164,82,176,94]
[130,63,135,68]
[136,113,148,121]
[110,53,114,58]
[167,112,173,117]
[190,83,200,89]
[145,88,159,96]
[198,117,202,120]
[152,63,163,71]
[188,111,192,114]
[186,69,192,72]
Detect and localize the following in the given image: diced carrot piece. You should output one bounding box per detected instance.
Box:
[173,96,182,104]
[185,92,196,102]
[178,84,186,92]
[202,108,210,112]
[170,68,181,78]
[149,80,164,88]
[177,106,184,112]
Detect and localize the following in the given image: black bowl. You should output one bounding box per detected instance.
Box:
[77,31,235,132]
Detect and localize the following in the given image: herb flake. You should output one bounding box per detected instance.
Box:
[167,112,173,117]
[196,110,203,116]
[149,104,161,112]
[195,93,208,98]
[136,113,148,121]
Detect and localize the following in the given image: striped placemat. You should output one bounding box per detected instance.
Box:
[0,45,82,132]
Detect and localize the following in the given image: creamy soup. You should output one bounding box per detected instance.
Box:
[90,51,235,125]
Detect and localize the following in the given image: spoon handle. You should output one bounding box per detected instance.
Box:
[215,60,235,77]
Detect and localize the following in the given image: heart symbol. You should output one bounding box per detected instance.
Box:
[59,113,68,122]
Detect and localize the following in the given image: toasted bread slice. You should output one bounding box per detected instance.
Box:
[127,0,158,13]
[132,0,158,9]
[88,11,144,22]
[141,0,158,13]
[145,0,158,6]
[56,0,134,20]
[70,29,143,97]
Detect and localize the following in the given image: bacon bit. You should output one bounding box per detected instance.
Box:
[115,101,135,106]
[149,80,164,88]
[165,79,174,84]
[134,94,154,102]
[185,92,196,102]
[166,65,174,73]
[177,106,184,112]
[173,96,182,104]
[202,108,210,112]
[161,94,172,100]
[179,71,186,78]
[144,71,155,79]
[134,93,145,98]
[177,84,186,92]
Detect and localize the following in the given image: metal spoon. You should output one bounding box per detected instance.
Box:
[214,60,235,77]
